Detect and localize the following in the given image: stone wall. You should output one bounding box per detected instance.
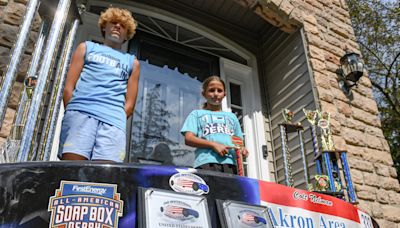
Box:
[0,0,40,145]
[236,0,400,226]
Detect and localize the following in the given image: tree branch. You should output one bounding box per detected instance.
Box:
[371,80,400,116]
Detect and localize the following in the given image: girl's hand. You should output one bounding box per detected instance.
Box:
[242,147,249,158]
[211,142,232,157]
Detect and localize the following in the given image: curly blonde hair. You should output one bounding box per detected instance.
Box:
[98,7,137,40]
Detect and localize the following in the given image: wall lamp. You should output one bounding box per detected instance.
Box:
[336,51,364,96]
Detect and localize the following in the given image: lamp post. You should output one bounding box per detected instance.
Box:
[336,51,365,96]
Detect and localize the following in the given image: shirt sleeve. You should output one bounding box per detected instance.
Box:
[180,111,199,136]
[233,114,243,139]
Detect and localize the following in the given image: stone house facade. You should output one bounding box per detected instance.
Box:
[0,0,399,227]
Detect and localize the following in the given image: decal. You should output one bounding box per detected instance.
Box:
[169,172,209,195]
[48,181,123,228]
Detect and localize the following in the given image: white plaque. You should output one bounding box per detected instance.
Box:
[142,188,211,228]
[218,200,274,228]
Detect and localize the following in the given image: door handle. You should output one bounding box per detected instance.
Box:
[262,145,268,159]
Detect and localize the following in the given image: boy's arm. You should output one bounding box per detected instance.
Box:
[63,42,86,107]
[184,132,231,157]
[125,59,140,117]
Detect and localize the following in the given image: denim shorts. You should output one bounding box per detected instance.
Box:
[58,110,126,162]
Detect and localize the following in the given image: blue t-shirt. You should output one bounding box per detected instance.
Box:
[66,41,136,132]
[180,109,243,168]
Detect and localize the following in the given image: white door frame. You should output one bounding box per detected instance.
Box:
[220,58,270,180]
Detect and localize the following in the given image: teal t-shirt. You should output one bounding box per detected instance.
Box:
[180,109,243,168]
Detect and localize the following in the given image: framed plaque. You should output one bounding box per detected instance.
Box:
[216,200,275,228]
[138,187,211,228]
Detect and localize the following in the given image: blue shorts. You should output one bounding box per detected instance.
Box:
[59,110,126,162]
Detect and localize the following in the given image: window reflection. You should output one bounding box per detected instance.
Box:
[129,61,202,166]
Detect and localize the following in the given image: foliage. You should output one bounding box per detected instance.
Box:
[347,0,400,179]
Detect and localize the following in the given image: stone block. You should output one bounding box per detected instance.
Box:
[4,2,26,26]
[341,127,364,146]
[363,148,394,165]
[0,45,11,70]
[0,108,15,138]
[316,87,334,103]
[363,173,380,188]
[388,190,400,204]
[351,91,379,115]
[346,144,364,157]
[365,126,384,139]
[0,23,18,48]
[0,0,7,6]
[303,13,317,25]
[312,71,331,90]
[371,202,384,219]
[356,184,376,201]
[332,135,346,150]
[381,177,400,191]
[351,107,380,127]
[303,22,320,36]
[331,87,349,101]
[324,60,339,73]
[389,167,398,179]
[9,81,23,109]
[364,133,382,150]
[354,84,374,99]
[320,101,339,119]
[308,44,325,61]
[343,117,366,132]
[357,199,372,214]
[382,205,400,222]
[374,163,390,177]
[336,100,352,117]
[348,157,373,172]
[330,118,341,134]
[350,168,364,184]
[376,189,390,204]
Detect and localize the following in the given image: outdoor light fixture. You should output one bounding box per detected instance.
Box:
[336,51,364,96]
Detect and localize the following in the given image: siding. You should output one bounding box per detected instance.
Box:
[261,30,318,189]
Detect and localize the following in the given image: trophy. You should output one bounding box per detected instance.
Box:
[279,109,310,188]
[231,136,244,176]
[308,110,357,204]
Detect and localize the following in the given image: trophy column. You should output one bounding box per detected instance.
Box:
[279,109,310,188]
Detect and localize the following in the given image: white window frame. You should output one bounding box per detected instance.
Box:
[220,58,270,180]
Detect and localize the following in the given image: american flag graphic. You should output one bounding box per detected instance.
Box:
[164,205,184,217]
[241,213,255,222]
[240,213,267,225]
[177,179,194,189]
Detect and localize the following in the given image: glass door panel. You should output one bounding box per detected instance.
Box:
[129,61,202,166]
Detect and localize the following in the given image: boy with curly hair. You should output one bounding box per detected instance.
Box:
[59,7,140,162]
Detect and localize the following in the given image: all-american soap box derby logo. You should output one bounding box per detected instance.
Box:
[48,181,124,228]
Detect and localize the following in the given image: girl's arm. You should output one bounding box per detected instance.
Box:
[125,59,140,117]
[63,42,86,107]
[184,132,231,157]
